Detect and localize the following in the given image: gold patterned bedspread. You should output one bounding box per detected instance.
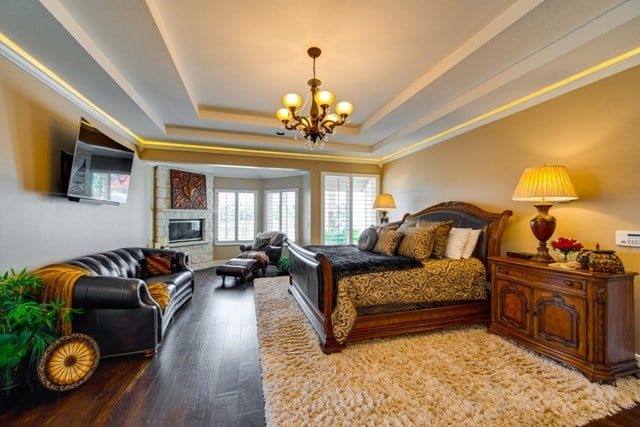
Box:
[331,258,487,343]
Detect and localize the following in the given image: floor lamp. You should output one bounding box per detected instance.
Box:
[512,165,578,262]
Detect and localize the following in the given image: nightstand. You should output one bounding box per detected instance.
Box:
[488,255,639,383]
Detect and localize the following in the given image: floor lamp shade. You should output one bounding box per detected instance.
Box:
[373,193,396,224]
[512,166,578,262]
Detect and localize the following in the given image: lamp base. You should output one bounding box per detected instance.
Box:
[379,210,389,224]
[531,243,555,263]
[529,203,556,263]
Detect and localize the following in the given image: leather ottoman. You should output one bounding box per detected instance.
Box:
[216,258,259,286]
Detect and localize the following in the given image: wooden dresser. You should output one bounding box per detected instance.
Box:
[488,255,639,383]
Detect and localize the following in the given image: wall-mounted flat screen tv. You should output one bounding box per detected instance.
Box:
[67,118,134,204]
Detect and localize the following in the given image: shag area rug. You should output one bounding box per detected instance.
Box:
[254,276,640,426]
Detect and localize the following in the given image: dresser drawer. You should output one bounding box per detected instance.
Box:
[495,264,587,295]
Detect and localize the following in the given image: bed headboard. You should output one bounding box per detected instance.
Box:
[393,201,512,267]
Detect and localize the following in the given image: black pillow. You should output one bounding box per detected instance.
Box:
[358,227,378,251]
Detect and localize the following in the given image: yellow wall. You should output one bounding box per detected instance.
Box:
[382,64,640,353]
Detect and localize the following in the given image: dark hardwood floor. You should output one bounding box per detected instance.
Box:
[1,266,638,426]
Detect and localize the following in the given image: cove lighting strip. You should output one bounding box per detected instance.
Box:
[1,32,638,165]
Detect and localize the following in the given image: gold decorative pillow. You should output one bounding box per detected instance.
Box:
[373,228,404,256]
[419,220,453,259]
[397,226,436,261]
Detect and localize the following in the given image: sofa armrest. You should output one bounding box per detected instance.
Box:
[73,276,154,309]
[172,251,192,272]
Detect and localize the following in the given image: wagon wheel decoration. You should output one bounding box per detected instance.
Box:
[37,333,100,392]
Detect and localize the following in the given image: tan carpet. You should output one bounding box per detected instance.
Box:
[254,276,640,426]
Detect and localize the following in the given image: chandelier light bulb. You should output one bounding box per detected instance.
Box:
[335,101,354,116]
[314,90,335,106]
[276,108,292,122]
[282,93,302,108]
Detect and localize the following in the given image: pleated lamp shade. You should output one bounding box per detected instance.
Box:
[512,165,578,203]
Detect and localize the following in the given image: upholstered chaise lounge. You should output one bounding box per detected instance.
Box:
[47,247,194,357]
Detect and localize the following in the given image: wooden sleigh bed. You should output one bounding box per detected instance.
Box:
[287,201,512,353]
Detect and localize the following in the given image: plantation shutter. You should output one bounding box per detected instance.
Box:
[266,190,297,242]
[323,175,351,244]
[351,176,378,243]
[216,191,236,242]
[237,192,255,241]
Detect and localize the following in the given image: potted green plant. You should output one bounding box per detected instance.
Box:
[276,256,290,276]
[0,268,75,394]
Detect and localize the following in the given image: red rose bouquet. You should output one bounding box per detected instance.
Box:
[551,237,583,262]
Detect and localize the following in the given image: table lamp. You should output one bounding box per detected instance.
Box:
[512,165,578,262]
[373,193,396,224]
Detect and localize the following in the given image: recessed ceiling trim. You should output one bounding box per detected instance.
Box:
[379,46,640,163]
[2,31,638,167]
[373,0,640,152]
[145,0,199,115]
[40,0,167,133]
[0,32,140,145]
[198,105,362,136]
[361,0,545,134]
[139,139,379,163]
[165,125,371,153]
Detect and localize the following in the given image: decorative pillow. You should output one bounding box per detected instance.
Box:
[445,228,472,260]
[397,226,436,261]
[144,255,172,277]
[419,220,453,259]
[252,236,271,251]
[358,227,378,251]
[372,228,404,256]
[461,229,483,259]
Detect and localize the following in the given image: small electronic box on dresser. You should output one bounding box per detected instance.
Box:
[488,255,639,384]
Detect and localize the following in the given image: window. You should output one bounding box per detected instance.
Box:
[265,189,297,242]
[322,173,378,244]
[216,190,256,243]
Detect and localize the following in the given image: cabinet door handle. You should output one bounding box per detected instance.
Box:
[566,281,574,287]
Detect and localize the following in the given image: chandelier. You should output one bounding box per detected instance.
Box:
[276,47,354,150]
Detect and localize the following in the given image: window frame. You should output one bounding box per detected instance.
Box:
[320,172,380,245]
[214,189,258,245]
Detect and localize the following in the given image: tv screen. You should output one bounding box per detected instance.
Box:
[67,118,134,204]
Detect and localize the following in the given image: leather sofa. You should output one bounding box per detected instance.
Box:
[63,247,194,357]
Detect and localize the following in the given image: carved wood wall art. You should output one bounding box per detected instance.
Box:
[170,169,207,209]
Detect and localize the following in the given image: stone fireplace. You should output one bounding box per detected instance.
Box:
[154,166,215,270]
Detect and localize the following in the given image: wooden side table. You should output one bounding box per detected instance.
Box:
[488,255,639,383]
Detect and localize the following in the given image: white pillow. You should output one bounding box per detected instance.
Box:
[461,229,482,259]
[444,228,471,260]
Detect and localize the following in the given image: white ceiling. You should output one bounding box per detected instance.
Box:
[1,0,640,170]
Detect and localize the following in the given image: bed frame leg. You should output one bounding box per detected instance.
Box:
[321,338,346,354]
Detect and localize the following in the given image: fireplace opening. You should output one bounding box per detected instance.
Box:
[169,219,204,243]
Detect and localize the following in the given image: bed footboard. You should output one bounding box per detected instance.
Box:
[287,240,344,353]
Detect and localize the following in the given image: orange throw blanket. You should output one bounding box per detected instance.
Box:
[32,263,90,335]
[147,282,170,311]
